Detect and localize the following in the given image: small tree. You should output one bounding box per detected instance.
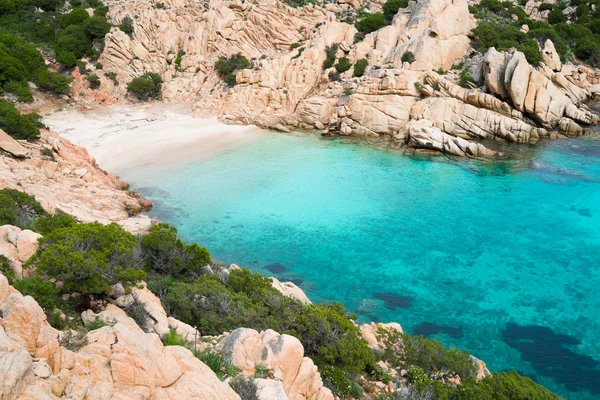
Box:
[334,57,352,73]
[119,16,134,36]
[127,72,163,100]
[214,53,251,86]
[353,58,368,77]
[35,222,145,294]
[383,0,408,22]
[86,73,100,89]
[355,13,386,34]
[401,51,415,63]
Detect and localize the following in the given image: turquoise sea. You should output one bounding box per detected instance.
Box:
[123,127,600,399]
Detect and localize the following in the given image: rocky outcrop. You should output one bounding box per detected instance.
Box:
[352,0,475,71]
[0,129,152,229]
[0,225,41,278]
[0,129,27,158]
[271,277,312,304]
[399,119,498,157]
[0,272,241,400]
[359,322,403,352]
[482,49,598,132]
[219,328,334,400]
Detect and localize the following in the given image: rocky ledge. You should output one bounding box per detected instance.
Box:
[0,128,153,233]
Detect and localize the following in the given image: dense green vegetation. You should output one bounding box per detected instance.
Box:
[471,0,600,66]
[126,72,163,100]
[0,188,561,399]
[215,53,251,86]
[0,0,112,73]
[0,100,45,140]
[355,0,408,35]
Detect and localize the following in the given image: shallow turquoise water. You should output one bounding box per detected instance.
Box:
[125,132,600,399]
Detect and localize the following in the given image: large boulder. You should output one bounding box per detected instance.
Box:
[219,328,333,400]
[271,278,312,304]
[0,226,42,278]
[0,129,28,158]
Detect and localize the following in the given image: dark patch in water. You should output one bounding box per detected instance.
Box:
[373,292,412,310]
[264,263,287,274]
[290,278,304,286]
[413,322,464,339]
[502,323,600,394]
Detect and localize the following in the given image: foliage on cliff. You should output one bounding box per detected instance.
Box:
[127,72,163,100]
[471,0,600,67]
[0,0,111,72]
[215,53,251,86]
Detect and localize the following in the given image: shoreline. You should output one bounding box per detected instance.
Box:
[43,103,279,179]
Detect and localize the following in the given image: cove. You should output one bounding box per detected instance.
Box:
[123,131,600,400]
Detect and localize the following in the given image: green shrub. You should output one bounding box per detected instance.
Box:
[356,13,385,34]
[538,2,553,11]
[383,0,408,22]
[127,72,163,100]
[0,100,42,140]
[472,23,542,65]
[13,277,60,311]
[86,317,108,331]
[33,211,77,235]
[0,255,16,284]
[459,69,474,88]
[148,269,375,374]
[119,16,134,36]
[59,8,89,29]
[401,51,415,63]
[353,58,368,77]
[28,0,64,11]
[141,223,210,279]
[33,69,71,94]
[290,42,301,50]
[56,51,78,68]
[56,25,92,61]
[34,222,146,294]
[334,57,352,73]
[104,71,118,85]
[323,44,338,69]
[321,365,364,399]
[83,15,111,40]
[124,301,148,330]
[86,73,101,89]
[162,329,187,346]
[548,8,566,24]
[214,53,251,86]
[3,81,33,102]
[194,348,239,380]
[229,376,259,400]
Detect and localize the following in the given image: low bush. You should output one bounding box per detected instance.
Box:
[33,69,71,94]
[33,222,146,294]
[194,348,239,380]
[0,255,16,284]
[215,53,251,86]
[59,8,89,29]
[321,365,364,399]
[127,72,163,100]
[472,23,542,65]
[119,16,134,36]
[383,0,409,22]
[13,277,60,311]
[353,58,368,77]
[323,44,339,69]
[401,51,415,63]
[162,329,187,346]
[86,73,101,89]
[334,57,352,73]
[0,188,46,227]
[32,211,78,235]
[141,223,210,279]
[229,376,259,400]
[355,13,385,34]
[459,69,474,88]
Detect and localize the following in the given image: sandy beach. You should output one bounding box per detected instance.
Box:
[44,103,277,179]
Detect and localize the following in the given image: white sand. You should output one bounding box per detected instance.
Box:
[44,103,276,178]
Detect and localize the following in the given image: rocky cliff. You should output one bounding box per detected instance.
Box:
[74,0,600,157]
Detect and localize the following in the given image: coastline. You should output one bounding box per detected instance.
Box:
[43,103,278,179]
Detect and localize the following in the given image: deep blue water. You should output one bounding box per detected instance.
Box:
[124,131,600,399]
